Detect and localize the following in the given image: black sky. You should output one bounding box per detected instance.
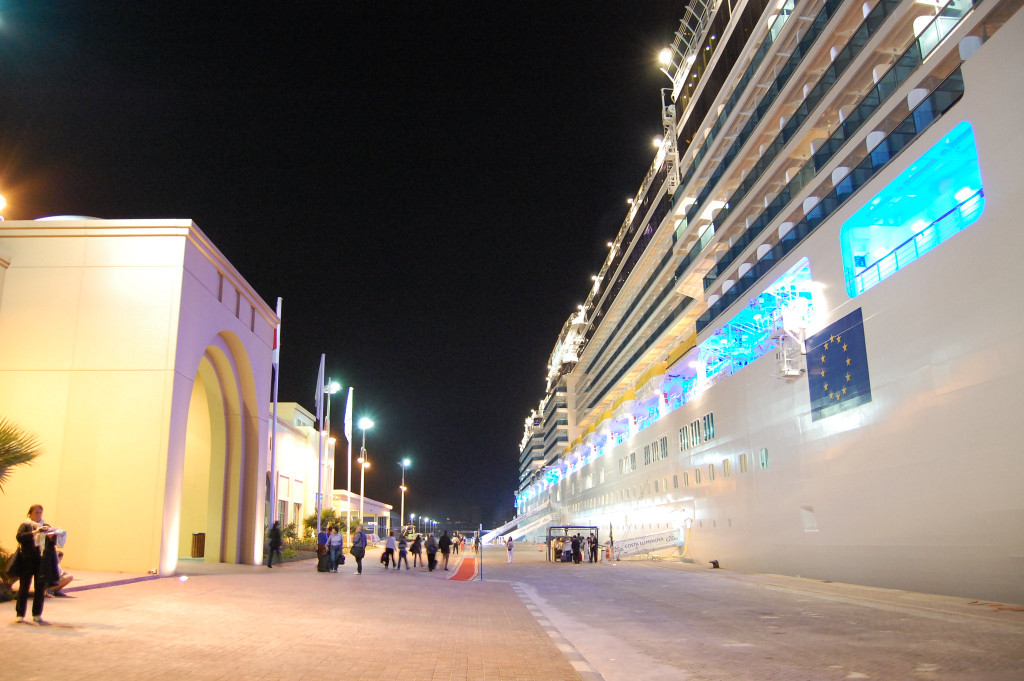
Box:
[0,2,685,526]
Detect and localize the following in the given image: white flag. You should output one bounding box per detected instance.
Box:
[343,386,353,443]
[272,298,282,367]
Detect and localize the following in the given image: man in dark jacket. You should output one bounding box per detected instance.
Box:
[425,533,438,571]
[439,530,453,571]
[267,522,282,568]
[14,504,49,623]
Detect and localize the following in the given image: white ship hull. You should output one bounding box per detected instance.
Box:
[518,1,1024,604]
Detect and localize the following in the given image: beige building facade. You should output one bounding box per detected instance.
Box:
[267,402,335,537]
[0,218,275,575]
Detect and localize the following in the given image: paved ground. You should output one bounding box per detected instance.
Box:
[3,544,1022,680]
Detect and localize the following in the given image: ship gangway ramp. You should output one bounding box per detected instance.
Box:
[481,501,551,544]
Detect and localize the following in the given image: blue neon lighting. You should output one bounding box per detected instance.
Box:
[672,258,815,393]
[841,121,984,297]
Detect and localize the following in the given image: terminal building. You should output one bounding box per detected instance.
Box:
[0,218,276,575]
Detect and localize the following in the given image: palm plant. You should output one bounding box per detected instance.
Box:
[0,417,42,492]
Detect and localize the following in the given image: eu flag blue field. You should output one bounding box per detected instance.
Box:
[807,308,872,421]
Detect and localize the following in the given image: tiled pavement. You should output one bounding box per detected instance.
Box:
[4,543,1023,680]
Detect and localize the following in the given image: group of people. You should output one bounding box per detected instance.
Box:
[555,533,600,564]
[9,504,73,624]
[270,523,473,575]
[383,529,460,572]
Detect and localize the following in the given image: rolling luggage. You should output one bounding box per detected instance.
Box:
[317,553,331,572]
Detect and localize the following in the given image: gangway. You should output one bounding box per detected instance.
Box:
[481,500,550,543]
[507,513,553,541]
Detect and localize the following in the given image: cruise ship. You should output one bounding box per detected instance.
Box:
[509,0,1024,605]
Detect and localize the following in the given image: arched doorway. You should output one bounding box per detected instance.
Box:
[175,332,261,567]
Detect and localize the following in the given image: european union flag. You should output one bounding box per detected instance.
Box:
[807,308,872,421]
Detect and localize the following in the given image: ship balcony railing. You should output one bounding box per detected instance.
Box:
[852,189,984,295]
[681,0,898,294]
[700,0,976,297]
[581,1,823,344]
[696,66,965,333]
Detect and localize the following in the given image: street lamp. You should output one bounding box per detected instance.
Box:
[316,377,341,537]
[399,458,411,534]
[356,418,374,531]
[357,455,370,531]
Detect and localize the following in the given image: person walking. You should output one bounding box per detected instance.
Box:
[396,534,409,570]
[350,524,368,575]
[411,534,423,567]
[589,533,598,563]
[327,526,345,573]
[439,530,452,571]
[383,530,397,569]
[267,521,282,568]
[13,504,50,623]
[425,533,438,571]
[452,532,460,555]
[317,526,328,561]
[571,534,582,564]
[506,536,514,564]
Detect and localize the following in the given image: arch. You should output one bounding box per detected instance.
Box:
[163,330,263,573]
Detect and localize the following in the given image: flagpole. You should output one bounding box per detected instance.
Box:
[269,298,282,527]
[344,387,354,537]
[315,354,325,537]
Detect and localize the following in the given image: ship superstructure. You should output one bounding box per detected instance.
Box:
[513,0,1024,604]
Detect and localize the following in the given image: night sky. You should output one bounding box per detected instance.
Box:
[0,2,685,526]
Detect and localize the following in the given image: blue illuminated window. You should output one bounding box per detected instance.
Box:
[841,121,984,297]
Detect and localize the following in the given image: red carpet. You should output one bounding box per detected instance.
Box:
[448,557,476,580]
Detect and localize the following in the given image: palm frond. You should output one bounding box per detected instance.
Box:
[0,418,43,492]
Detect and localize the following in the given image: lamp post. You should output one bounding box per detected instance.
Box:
[357,456,370,532]
[316,377,341,537]
[356,418,374,530]
[399,458,411,534]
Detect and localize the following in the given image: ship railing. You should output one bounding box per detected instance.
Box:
[853,189,984,296]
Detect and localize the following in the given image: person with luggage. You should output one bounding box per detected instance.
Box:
[327,526,345,573]
[382,530,397,569]
[316,526,328,561]
[350,524,367,575]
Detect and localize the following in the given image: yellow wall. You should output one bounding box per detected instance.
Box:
[0,220,275,574]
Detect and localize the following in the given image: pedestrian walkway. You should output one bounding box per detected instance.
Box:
[3,543,1022,680]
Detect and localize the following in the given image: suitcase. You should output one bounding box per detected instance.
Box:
[317,553,331,572]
